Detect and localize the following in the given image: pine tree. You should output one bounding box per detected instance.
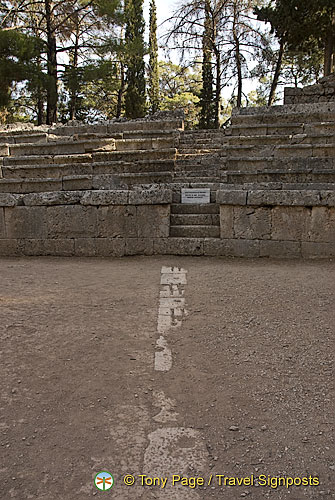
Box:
[124,0,146,118]
[148,0,159,114]
[199,0,215,129]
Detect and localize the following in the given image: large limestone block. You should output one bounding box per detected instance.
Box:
[220,205,234,238]
[128,188,172,204]
[301,242,335,258]
[0,208,4,237]
[95,238,125,257]
[234,206,271,240]
[5,206,47,238]
[125,237,154,255]
[204,238,259,258]
[0,239,21,256]
[23,191,82,206]
[98,206,137,237]
[81,190,128,206]
[47,205,98,238]
[154,237,204,255]
[23,238,74,256]
[259,240,301,258]
[137,205,170,237]
[271,206,310,241]
[309,207,335,243]
[0,193,21,206]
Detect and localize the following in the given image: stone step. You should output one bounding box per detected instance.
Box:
[0,132,48,144]
[3,152,93,167]
[226,170,335,184]
[118,172,172,185]
[0,177,62,193]
[92,148,177,162]
[171,203,220,214]
[171,214,220,225]
[178,147,223,154]
[9,138,116,157]
[170,225,220,238]
[229,120,335,137]
[231,102,335,126]
[2,159,175,180]
[224,143,335,158]
[228,133,334,146]
[225,156,335,171]
[49,119,183,137]
[115,137,176,151]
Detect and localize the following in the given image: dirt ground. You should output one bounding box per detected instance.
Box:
[0,256,334,500]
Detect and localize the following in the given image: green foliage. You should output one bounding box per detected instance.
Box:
[159,61,201,128]
[148,0,159,114]
[0,29,43,108]
[124,0,146,118]
[255,0,335,73]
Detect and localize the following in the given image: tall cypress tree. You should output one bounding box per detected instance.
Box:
[148,0,159,114]
[199,0,215,129]
[124,0,146,118]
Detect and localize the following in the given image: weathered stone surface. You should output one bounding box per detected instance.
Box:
[220,206,234,238]
[319,191,335,207]
[98,206,137,238]
[234,206,271,240]
[74,238,97,257]
[301,242,335,258]
[0,208,4,237]
[137,205,170,238]
[23,238,74,256]
[63,175,92,191]
[81,190,128,206]
[247,190,320,207]
[23,191,82,206]
[260,240,301,258]
[128,188,172,205]
[204,238,260,257]
[125,238,154,255]
[217,190,247,205]
[271,207,310,241]
[154,237,204,255]
[0,143,9,156]
[309,207,335,243]
[0,193,21,206]
[92,175,126,190]
[0,239,21,256]
[5,206,47,238]
[47,206,97,238]
[95,238,125,257]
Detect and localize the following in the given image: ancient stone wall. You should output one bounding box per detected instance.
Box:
[284,73,335,105]
[0,106,334,258]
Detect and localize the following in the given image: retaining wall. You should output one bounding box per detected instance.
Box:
[1,188,334,258]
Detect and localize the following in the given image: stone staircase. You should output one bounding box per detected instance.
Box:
[222,102,335,191]
[170,203,220,238]
[0,119,182,195]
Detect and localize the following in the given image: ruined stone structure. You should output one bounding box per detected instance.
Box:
[284,73,335,105]
[0,103,334,258]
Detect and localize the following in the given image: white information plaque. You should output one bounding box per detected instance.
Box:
[181,188,210,204]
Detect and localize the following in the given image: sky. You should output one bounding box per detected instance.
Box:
[142,0,262,101]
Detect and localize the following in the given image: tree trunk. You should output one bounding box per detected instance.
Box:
[268,38,285,107]
[69,30,79,121]
[214,47,220,128]
[116,61,125,118]
[233,4,242,108]
[45,0,58,124]
[324,25,334,76]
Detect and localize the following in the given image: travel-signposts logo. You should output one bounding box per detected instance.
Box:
[94,471,114,491]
